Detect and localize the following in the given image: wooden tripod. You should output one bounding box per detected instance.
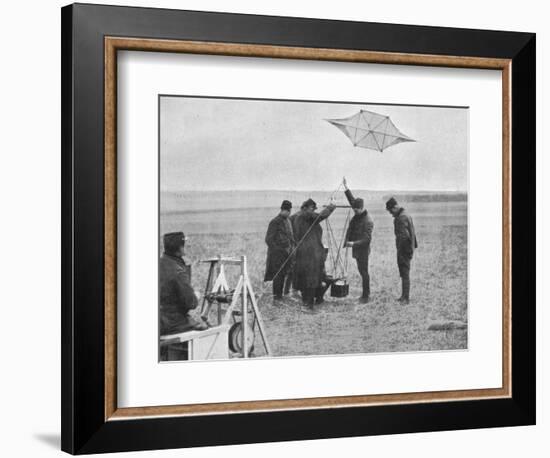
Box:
[200,255,271,358]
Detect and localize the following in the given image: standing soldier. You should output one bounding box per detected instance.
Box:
[293,198,336,312]
[159,232,207,335]
[264,200,295,303]
[385,197,418,304]
[342,178,374,303]
[287,201,306,295]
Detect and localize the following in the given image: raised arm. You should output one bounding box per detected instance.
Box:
[344,176,361,208]
[344,189,356,206]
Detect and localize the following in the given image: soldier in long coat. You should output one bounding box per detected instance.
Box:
[343,179,374,303]
[287,202,306,294]
[159,232,207,335]
[264,200,295,302]
[386,197,418,303]
[293,198,336,310]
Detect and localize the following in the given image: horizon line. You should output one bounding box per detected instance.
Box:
[161,188,468,194]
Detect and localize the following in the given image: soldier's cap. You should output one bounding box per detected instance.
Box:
[281,200,292,211]
[385,197,398,210]
[352,197,364,209]
[163,231,187,253]
[303,198,317,210]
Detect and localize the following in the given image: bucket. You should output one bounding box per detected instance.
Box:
[330,280,349,298]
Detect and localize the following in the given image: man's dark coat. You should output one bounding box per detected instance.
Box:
[159,253,198,334]
[293,206,334,290]
[344,189,374,259]
[264,214,295,281]
[393,207,418,277]
[393,207,418,254]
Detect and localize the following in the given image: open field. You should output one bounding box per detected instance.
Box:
[160,192,468,357]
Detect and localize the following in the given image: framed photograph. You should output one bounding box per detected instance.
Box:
[61,3,536,454]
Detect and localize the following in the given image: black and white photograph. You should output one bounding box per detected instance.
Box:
[158,96,468,361]
[0,0,542,456]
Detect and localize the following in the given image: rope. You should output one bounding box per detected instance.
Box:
[334,210,350,278]
[325,219,338,277]
[325,219,337,278]
[326,207,351,280]
[340,211,351,277]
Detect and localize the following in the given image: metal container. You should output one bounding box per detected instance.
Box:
[330,280,349,298]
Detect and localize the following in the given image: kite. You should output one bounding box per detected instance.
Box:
[327,109,415,152]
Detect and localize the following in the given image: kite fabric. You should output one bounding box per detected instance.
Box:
[327,109,415,152]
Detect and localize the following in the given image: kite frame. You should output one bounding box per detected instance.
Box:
[327,109,416,151]
[62,3,535,454]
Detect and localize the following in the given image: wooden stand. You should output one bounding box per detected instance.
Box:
[160,325,230,361]
[200,255,271,358]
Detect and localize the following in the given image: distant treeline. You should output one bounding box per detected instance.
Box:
[382,193,467,203]
[161,190,467,213]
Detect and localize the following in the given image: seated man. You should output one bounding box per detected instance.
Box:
[159,231,207,335]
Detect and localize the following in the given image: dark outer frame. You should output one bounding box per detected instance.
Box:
[61,3,535,454]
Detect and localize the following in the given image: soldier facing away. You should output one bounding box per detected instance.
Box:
[343,178,374,303]
[264,200,295,303]
[385,197,418,304]
[159,232,207,335]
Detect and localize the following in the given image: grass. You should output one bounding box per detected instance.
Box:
[160,201,468,358]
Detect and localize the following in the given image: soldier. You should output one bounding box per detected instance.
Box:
[293,198,336,312]
[264,200,295,303]
[385,197,418,304]
[287,201,307,295]
[343,178,374,303]
[159,232,207,335]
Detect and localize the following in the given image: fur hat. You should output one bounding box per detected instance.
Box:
[385,197,398,210]
[163,232,186,254]
[352,197,364,209]
[303,198,317,210]
[281,200,292,211]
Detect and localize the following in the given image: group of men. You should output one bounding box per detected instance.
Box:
[158,180,419,336]
[264,178,418,312]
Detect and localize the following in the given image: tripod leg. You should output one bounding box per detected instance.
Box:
[200,262,215,320]
[223,276,243,325]
[245,277,272,356]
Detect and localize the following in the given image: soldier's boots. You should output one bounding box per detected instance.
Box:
[301,304,318,314]
[301,290,319,314]
[398,278,410,304]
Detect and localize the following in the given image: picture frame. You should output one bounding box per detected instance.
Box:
[61,3,535,454]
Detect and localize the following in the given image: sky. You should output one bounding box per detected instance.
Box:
[160,96,468,192]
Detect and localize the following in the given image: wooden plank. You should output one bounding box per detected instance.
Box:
[160,324,230,342]
[201,257,242,264]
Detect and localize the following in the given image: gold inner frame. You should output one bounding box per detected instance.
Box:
[104,37,512,421]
